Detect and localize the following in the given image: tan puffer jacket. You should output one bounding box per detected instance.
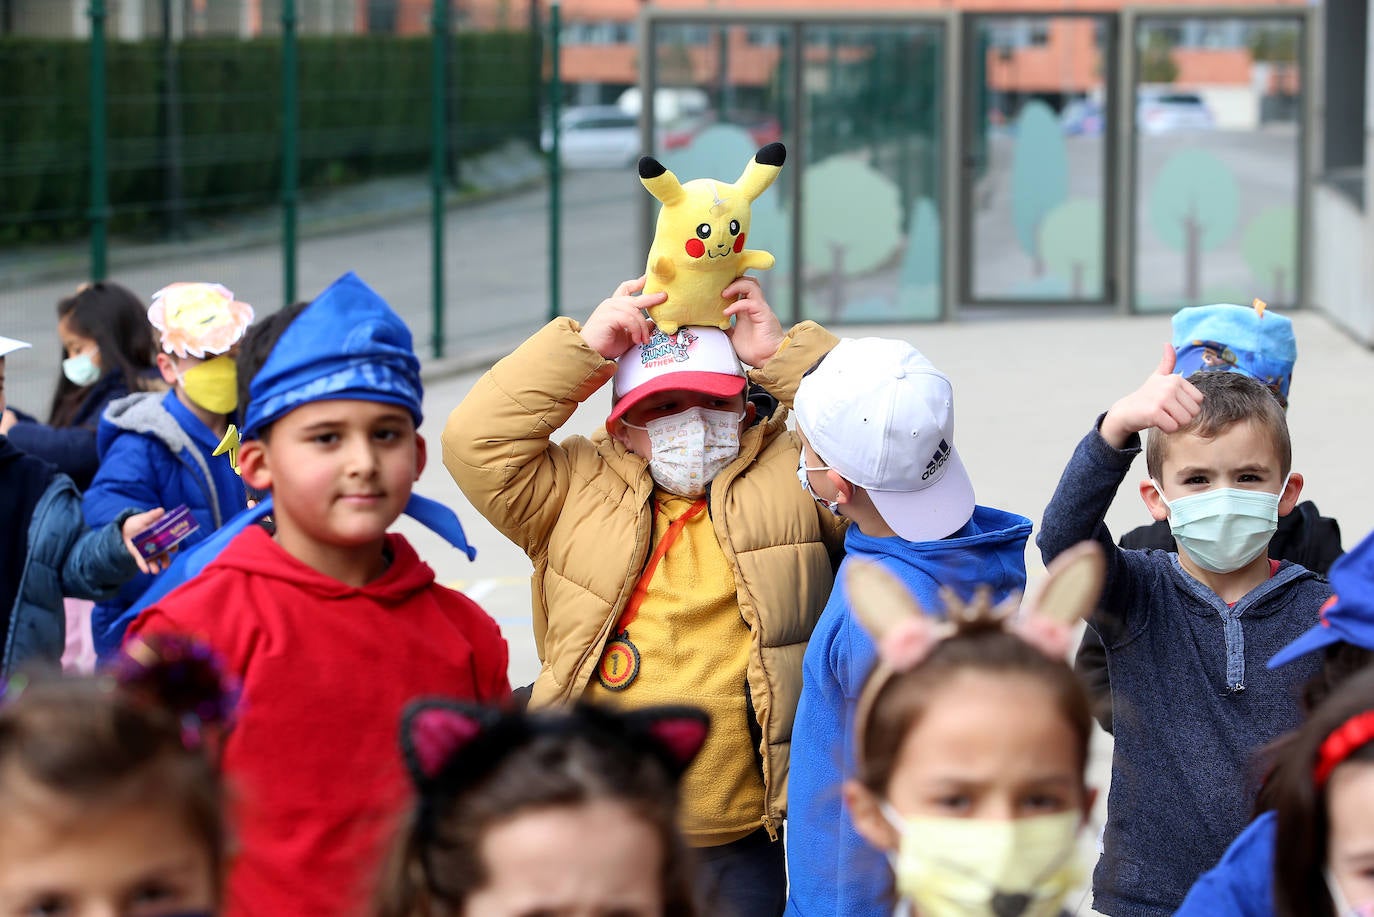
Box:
[443,317,846,830]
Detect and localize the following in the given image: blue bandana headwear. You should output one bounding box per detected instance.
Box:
[1171,300,1296,407]
[242,272,423,440]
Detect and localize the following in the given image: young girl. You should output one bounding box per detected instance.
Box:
[1266,665,1374,916]
[0,634,233,916]
[1,281,157,489]
[374,700,710,917]
[841,545,1104,917]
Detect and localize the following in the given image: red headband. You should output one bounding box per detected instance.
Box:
[1315,710,1374,788]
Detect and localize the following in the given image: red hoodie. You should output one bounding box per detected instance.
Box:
[130,525,509,916]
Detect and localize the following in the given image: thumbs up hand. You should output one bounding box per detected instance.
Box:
[1100,343,1204,449]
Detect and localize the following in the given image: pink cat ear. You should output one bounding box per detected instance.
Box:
[640,710,710,773]
[406,706,484,781]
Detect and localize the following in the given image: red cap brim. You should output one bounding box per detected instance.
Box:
[606,372,746,430]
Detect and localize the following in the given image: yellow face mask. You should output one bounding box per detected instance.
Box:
[883,807,1084,917]
[178,355,239,415]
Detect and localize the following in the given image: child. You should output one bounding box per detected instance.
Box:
[0,334,167,677]
[443,275,847,916]
[1263,665,1374,915]
[375,700,709,917]
[840,546,1104,917]
[1077,300,1343,733]
[83,283,253,658]
[127,271,510,916]
[1,281,158,489]
[0,634,232,916]
[1038,346,1332,916]
[1178,526,1374,916]
[784,337,1034,917]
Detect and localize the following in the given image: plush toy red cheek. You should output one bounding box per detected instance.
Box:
[685,238,706,258]
[733,233,746,253]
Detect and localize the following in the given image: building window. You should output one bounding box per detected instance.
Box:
[1323,2,1366,208]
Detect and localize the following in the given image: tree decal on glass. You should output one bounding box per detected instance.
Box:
[1148,149,1238,304]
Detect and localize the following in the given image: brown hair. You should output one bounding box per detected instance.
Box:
[0,671,227,894]
[48,282,157,426]
[374,704,700,917]
[856,616,1094,795]
[1145,371,1291,481]
[1269,666,1374,917]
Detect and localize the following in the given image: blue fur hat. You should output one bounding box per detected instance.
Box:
[1171,301,1296,406]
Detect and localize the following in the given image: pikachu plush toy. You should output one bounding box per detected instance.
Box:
[638,142,785,334]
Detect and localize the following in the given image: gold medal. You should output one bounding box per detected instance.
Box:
[597,631,640,691]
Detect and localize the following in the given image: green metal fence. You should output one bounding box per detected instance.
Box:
[0,0,541,371]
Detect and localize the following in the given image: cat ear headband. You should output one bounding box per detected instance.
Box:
[849,541,1106,741]
[399,699,711,796]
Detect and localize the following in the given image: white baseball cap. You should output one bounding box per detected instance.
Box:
[607,326,746,428]
[794,338,975,541]
[0,336,31,359]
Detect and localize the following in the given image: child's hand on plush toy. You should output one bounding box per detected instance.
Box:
[580,276,667,361]
[722,277,784,368]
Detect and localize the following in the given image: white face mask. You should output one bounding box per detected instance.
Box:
[624,407,743,496]
[1151,475,1289,574]
[797,451,841,515]
[1327,868,1374,917]
[881,804,1083,917]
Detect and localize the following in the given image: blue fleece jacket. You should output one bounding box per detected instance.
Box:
[82,391,246,657]
[783,508,1034,917]
[1175,810,1274,917]
[1037,422,1327,917]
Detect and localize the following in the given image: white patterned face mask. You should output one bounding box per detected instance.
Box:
[624,407,743,496]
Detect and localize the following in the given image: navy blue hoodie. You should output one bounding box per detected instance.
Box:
[784,507,1033,917]
[1038,422,1327,917]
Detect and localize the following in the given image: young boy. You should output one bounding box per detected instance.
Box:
[1038,345,1331,916]
[0,335,166,677]
[127,272,509,917]
[83,283,253,657]
[443,275,847,917]
[783,337,1034,917]
[1076,300,1342,732]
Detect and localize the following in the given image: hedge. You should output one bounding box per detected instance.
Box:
[0,31,538,244]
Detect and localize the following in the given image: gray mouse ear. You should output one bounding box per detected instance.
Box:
[844,560,930,644]
[1023,542,1106,627]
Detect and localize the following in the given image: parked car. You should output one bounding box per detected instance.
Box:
[661,110,783,151]
[540,106,640,169]
[1060,98,1104,137]
[1137,91,1214,134]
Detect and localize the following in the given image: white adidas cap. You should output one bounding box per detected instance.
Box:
[794,338,975,541]
[607,326,746,428]
[0,336,31,359]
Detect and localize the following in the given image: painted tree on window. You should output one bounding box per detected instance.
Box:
[897,196,941,319]
[1039,199,1102,298]
[1010,100,1069,276]
[1241,206,1296,304]
[1148,149,1238,302]
[801,156,902,321]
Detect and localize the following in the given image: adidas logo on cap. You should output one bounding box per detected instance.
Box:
[922,439,951,481]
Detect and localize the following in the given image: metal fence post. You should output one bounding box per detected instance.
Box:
[281,0,299,305]
[547,0,561,321]
[431,0,450,359]
[88,0,109,281]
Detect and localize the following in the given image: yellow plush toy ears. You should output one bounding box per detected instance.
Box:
[638,142,786,209]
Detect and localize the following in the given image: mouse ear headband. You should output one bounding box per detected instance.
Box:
[849,541,1106,743]
[399,700,711,798]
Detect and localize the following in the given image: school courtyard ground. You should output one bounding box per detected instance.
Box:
[3,170,1370,912]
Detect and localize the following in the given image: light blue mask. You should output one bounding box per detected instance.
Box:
[61,353,100,386]
[1153,477,1288,574]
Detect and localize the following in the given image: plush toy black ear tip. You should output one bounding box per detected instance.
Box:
[755,142,786,168]
[639,156,667,179]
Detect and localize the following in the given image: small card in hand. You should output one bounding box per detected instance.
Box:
[131,504,200,560]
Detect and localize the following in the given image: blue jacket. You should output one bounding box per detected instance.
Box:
[82,391,246,657]
[1176,811,1275,917]
[6,370,135,490]
[0,436,140,676]
[1038,421,1327,917]
[784,508,1034,917]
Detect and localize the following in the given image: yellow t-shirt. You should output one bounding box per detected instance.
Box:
[584,491,766,846]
